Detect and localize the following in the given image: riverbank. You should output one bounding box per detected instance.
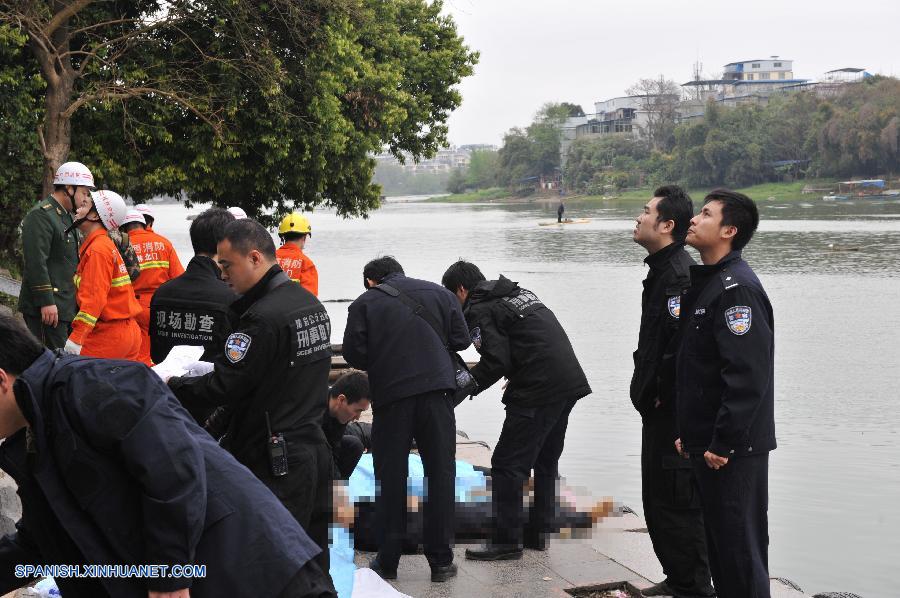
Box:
[428,180,840,204]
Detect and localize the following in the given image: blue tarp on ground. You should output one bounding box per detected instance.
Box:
[329,454,489,596]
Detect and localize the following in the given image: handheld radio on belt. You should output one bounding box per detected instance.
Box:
[265,411,289,477]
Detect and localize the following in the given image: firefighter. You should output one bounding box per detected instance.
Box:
[64,190,142,360]
[120,208,184,365]
[276,213,318,296]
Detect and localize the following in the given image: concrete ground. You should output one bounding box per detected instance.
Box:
[355,510,812,598]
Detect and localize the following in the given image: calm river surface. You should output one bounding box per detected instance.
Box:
[154,196,900,597]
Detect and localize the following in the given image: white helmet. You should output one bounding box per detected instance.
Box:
[134,203,154,223]
[53,162,95,188]
[90,190,128,230]
[121,208,146,226]
[227,206,248,219]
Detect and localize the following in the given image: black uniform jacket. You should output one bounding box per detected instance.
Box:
[464,275,591,407]
[342,272,470,408]
[170,266,332,468]
[150,255,238,364]
[0,350,320,598]
[676,251,776,457]
[630,243,694,416]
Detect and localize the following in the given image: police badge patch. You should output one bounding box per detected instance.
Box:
[724,306,751,335]
[225,332,252,363]
[667,296,681,319]
[471,326,482,350]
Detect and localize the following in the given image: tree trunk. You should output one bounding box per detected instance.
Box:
[41,76,75,197]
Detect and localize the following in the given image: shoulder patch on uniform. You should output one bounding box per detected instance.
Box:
[666,296,681,319]
[225,332,252,363]
[724,306,751,335]
[721,272,740,290]
[470,326,482,349]
[41,203,52,210]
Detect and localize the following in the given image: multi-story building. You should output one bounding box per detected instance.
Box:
[374,145,497,174]
[681,56,809,109]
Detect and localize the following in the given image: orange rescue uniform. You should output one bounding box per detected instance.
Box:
[275,243,318,296]
[70,228,143,360]
[128,227,185,365]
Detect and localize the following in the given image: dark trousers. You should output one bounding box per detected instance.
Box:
[372,390,456,569]
[277,557,337,598]
[23,313,70,350]
[491,398,576,546]
[641,411,713,596]
[693,453,770,598]
[336,435,365,480]
[252,441,333,575]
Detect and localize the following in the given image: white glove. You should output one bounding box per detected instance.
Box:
[184,360,215,377]
[64,339,82,355]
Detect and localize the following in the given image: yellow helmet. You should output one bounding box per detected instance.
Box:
[278,212,312,235]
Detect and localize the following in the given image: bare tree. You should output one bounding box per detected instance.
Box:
[0,0,300,195]
[626,75,681,151]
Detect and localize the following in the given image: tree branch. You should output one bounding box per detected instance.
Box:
[43,0,93,40]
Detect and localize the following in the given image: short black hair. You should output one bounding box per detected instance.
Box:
[363,256,403,285]
[281,232,308,242]
[144,215,155,227]
[329,370,370,405]
[190,207,235,255]
[0,312,44,375]
[704,189,759,251]
[221,218,276,259]
[442,260,486,293]
[653,185,693,242]
[120,221,145,234]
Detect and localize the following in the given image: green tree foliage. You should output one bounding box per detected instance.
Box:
[373,162,451,196]
[465,149,499,189]
[560,77,900,193]
[0,0,478,251]
[0,24,45,259]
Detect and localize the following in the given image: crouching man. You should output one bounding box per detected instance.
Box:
[0,312,335,598]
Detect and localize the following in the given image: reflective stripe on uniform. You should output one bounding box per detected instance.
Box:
[111,275,132,288]
[73,274,82,288]
[74,311,98,327]
[139,260,170,270]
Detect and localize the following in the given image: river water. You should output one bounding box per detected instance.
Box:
[153,196,900,597]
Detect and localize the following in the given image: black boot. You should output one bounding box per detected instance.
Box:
[641,580,674,596]
[465,544,523,561]
[430,562,458,582]
[368,557,397,580]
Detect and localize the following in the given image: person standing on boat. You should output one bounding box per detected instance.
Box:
[557,201,565,223]
[676,189,775,598]
[631,186,714,597]
[441,261,591,561]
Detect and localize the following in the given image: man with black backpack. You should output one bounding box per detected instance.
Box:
[342,256,470,583]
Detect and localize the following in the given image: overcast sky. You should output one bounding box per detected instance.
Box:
[441,0,899,147]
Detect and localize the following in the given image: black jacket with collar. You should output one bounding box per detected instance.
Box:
[169,265,333,468]
[150,255,238,365]
[464,275,591,407]
[630,242,695,416]
[342,272,470,408]
[676,251,776,457]
[0,350,321,597]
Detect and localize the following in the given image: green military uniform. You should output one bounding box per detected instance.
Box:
[17,196,80,349]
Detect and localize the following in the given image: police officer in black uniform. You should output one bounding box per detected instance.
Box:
[151,208,237,423]
[677,189,775,598]
[168,219,334,576]
[322,370,371,479]
[342,257,470,583]
[441,261,591,561]
[631,186,714,597]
